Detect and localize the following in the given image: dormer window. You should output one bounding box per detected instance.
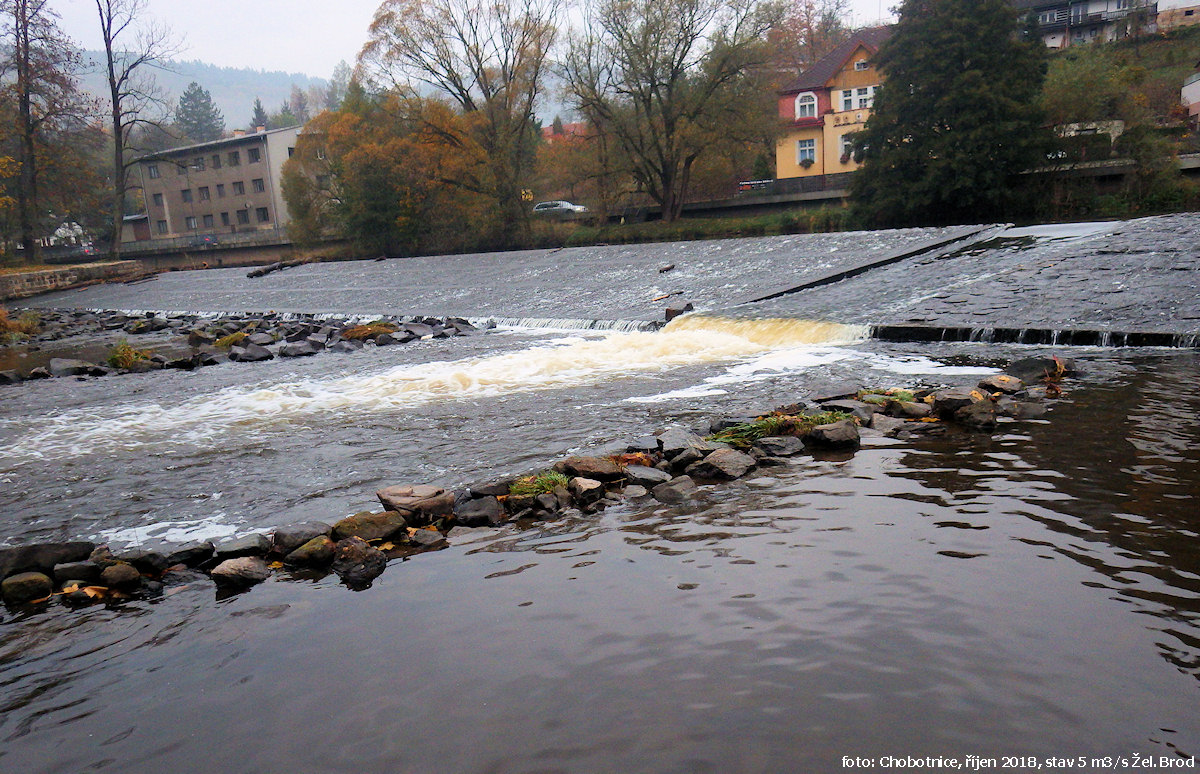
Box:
[795,92,817,120]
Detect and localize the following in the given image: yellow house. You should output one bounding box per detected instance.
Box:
[775,27,891,180]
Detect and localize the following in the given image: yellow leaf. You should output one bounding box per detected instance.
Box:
[82,586,108,598]
[378,542,395,551]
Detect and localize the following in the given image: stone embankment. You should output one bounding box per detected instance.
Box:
[0,309,487,384]
[0,355,1074,612]
[0,262,142,301]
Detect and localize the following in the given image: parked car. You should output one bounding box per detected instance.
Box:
[532,200,589,217]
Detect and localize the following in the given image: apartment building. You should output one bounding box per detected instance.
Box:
[1012,0,1158,47]
[132,126,301,241]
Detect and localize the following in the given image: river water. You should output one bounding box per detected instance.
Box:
[1,222,1198,771]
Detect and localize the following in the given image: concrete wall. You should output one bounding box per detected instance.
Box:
[1,262,142,302]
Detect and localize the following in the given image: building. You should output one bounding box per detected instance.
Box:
[1013,0,1158,47]
[1158,0,1200,30]
[131,126,301,241]
[775,27,891,181]
[1184,65,1200,125]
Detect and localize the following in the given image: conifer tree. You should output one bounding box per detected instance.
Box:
[249,97,268,130]
[850,0,1049,227]
[175,81,224,142]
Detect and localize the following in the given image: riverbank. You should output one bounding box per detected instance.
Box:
[0,261,142,302]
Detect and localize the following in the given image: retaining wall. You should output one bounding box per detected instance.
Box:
[1,262,142,302]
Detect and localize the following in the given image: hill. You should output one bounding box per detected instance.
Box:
[76,54,329,130]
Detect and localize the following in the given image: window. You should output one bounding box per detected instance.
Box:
[216,184,225,198]
[147,163,160,179]
[256,207,270,223]
[152,192,163,207]
[220,212,230,226]
[795,92,817,120]
[193,156,205,171]
[156,219,168,234]
[232,181,245,195]
[842,90,853,111]
[252,178,265,193]
[287,147,295,157]
[840,134,856,160]
[202,214,214,228]
[181,189,193,203]
[854,60,869,71]
[796,138,816,165]
[177,163,187,175]
[228,151,241,166]
[185,216,197,230]
[212,154,222,169]
[1070,4,1085,23]
[1039,9,1057,23]
[857,87,871,109]
[198,186,210,201]
[236,209,250,225]
[248,147,261,163]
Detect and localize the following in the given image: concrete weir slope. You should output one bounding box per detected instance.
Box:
[20,226,983,323]
[730,213,1200,342]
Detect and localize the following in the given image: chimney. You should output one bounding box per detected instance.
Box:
[256,126,266,133]
[233,129,246,137]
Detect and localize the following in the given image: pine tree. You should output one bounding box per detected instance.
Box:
[250,97,268,130]
[175,82,225,142]
[850,0,1050,227]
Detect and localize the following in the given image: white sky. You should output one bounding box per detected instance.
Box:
[51,0,897,80]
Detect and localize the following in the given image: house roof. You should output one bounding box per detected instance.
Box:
[134,125,302,163]
[779,26,893,95]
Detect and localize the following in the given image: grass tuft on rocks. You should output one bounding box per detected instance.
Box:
[342,322,399,340]
[708,411,854,449]
[214,331,248,349]
[0,307,40,338]
[508,471,571,496]
[106,340,152,369]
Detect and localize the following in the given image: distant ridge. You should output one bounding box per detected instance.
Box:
[77,53,330,129]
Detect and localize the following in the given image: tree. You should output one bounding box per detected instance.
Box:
[325,61,353,110]
[175,81,224,142]
[288,84,311,124]
[766,0,851,78]
[1,0,92,263]
[361,0,562,244]
[249,97,268,130]
[850,0,1049,227]
[94,0,177,259]
[562,0,784,221]
[268,101,298,129]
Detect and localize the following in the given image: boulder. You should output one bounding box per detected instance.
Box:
[651,476,699,504]
[375,484,456,526]
[214,533,272,560]
[408,528,447,548]
[2,572,54,604]
[931,388,984,417]
[331,537,387,588]
[867,414,906,436]
[330,340,361,353]
[246,332,275,346]
[623,485,650,498]
[279,341,319,358]
[752,436,805,457]
[534,492,560,513]
[467,480,510,498]
[685,448,757,480]
[165,541,215,567]
[552,455,625,482]
[233,343,274,362]
[271,522,333,555]
[978,374,1024,394]
[284,536,336,567]
[52,560,102,584]
[454,496,506,527]
[953,401,998,432]
[403,322,435,338]
[623,464,672,486]
[664,300,694,322]
[119,550,170,576]
[187,329,216,347]
[332,510,409,542]
[668,446,706,472]
[210,557,272,588]
[1005,356,1076,383]
[48,358,99,377]
[568,477,606,505]
[100,562,143,592]
[0,370,22,384]
[996,398,1047,419]
[375,332,414,346]
[0,541,94,580]
[886,400,932,419]
[657,428,722,460]
[819,399,876,424]
[803,419,861,450]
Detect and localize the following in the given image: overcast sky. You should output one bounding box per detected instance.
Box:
[52,0,896,80]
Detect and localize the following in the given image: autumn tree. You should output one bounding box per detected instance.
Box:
[766,0,851,79]
[562,0,784,221]
[1,0,92,263]
[850,0,1049,227]
[361,0,561,243]
[175,81,224,142]
[94,0,178,259]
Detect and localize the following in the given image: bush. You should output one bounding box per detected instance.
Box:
[106,340,151,369]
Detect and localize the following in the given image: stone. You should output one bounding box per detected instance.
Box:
[284,536,336,567]
[0,370,22,384]
[0,541,94,580]
[100,562,143,592]
[375,332,413,346]
[2,572,54,604]
[978,374,1024,394]
[404,322,435,337]
[931,388,984,417]
[954,401,998,432]
[408,528,447,548]
[454,496,506,527]
[165,541,215,567]
[752,436,805,457]
[819,399,877,424]
[868,414,906,436]
[210,557,272,588]
[52,560,102,584]
[376,484,456,526]
[685,448,757,480]
[623,464,672,486]
[468,480,510,497]
[667,446,705,472]
[887,400,932,419]
[803,420,861,450]
[657,428,722,460]
[332,510,409,542]
[709,416,760,434]
[330,341,360,353]
[664,300,694,322]
[624,485,650,498]
[233,343,274,362]
[48,358,98,377]
[1005,356,1076,383]
[119,550,170,576]
[535,492,560,513]
[279,341,319,358]
[331,537,387,588]
[187,329,216,347]
[568,476,606,505]
[247,332,275,346]
[652,476,699,503]
[552,455,625,482]
[271,522,333,555]
[996,398,1047,419]
[215,533,272,560]
[625,436,660,454]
